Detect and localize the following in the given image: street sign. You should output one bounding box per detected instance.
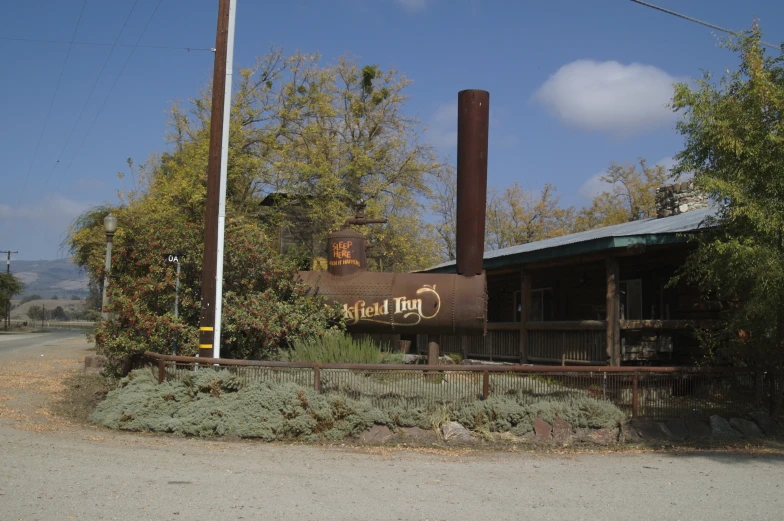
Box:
[163,253,184,263]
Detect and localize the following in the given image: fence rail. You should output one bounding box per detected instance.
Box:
[142,351,783,420]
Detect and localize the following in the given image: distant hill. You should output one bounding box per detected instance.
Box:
[10,258,89,299]
[10,299,85,320]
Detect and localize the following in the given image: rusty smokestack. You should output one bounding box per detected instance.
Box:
[455,89,489,277]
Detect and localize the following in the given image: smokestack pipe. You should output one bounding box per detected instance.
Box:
[455,89,489,276]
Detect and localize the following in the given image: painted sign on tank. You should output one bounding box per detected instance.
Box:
[341,285,440,326]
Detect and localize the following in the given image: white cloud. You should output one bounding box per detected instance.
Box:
[533,60,683,135]
[578,157,680,200]
[397,0,427,11]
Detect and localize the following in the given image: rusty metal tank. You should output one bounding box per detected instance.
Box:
[299,269,487,334]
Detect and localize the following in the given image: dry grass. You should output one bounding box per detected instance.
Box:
[0,354,110,432]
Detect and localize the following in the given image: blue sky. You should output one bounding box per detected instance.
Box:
[1,0,782,260]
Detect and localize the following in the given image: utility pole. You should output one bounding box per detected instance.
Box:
[1,250,18,331]
[198,0,237,359]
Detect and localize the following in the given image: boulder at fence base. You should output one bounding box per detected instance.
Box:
[533,418,552,441]
[441,422,476,443]
[552,417,572,443]
[686,419,712,438]
[400,427,427,438]
[749,411,781,437]
[621,421,643,442]
[359,425,394,443]
[710,415,743,438]
[587,428,615,446]
[631,419,671,441]
[729,418,763,438]
[665,419,689,440]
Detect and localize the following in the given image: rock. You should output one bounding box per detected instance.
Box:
[402,354,423,364]
[438,355,456,365]
[84,354,106,374]
[686,419,712,439]
[533,418,552,441]
[440,421,475,443]
[621,422,643,443]
[552,417,572,443]
[729,418,763,438]
[400,427,426,438]
[631,419,670,441]
[588,428,615,446]
[359,425,394,443]
[710,415,743,438]
[749,411,780,437]
[665,418,689,440]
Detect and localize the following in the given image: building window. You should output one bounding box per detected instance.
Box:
[620,279,642,320]
[514,288,553,322]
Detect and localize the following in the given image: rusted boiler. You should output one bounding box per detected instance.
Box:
[297,89,490,335]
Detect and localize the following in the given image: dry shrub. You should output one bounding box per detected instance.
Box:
[90,369,626,440]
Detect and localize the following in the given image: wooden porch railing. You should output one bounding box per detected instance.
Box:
[416,321,607,364]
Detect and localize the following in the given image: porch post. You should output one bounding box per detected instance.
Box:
[519,266,531,364]
[606,257,621,366]
[427,334,440,365]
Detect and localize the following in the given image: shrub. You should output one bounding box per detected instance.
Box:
[91,369,390,440]
[83,215,343,374]
[280,332,383,364]
[91,368,627,440]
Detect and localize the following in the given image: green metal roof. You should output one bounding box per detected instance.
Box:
[423,207,716,273]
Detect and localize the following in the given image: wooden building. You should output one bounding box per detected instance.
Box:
[419,200,718,366]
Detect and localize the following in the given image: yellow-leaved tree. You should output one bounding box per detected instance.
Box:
[575,158,670,231]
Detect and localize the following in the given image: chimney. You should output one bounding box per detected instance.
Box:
[655,181,709,218]
[455,89,489,276]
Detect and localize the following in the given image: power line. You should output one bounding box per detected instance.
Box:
[18,1,87,199]
[45,0,142,184]
[0,36,214,53]
[58,0,165,188]
[630,0,781,51]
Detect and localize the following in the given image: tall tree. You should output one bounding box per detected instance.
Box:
[0,273,23,323]
[68,49,450,366]
[429,165,457,261]
[575,159,670,231]
[485,183,574,250]
[166,50,443,272]
[672,25,784,366]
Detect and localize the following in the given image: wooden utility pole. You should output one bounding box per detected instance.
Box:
[198,0,232,358]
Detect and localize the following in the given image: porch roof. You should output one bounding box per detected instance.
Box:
[423,206,717,273]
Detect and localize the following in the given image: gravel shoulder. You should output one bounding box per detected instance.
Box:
[2,334,784,520]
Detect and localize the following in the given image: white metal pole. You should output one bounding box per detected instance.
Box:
[213,0,237,360]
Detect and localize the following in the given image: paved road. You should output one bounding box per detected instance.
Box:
[1,334,784,521]
[0,329,84,353]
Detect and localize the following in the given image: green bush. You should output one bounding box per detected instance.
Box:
[90,369,389,440]
[452,395,625,436]
[91,369,626,440]
[280,332,383,364]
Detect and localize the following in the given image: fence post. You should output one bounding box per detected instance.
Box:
[482,370,489,400]
[158,359,165,384]
[632,371,639,418]
[314,365,321,392]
